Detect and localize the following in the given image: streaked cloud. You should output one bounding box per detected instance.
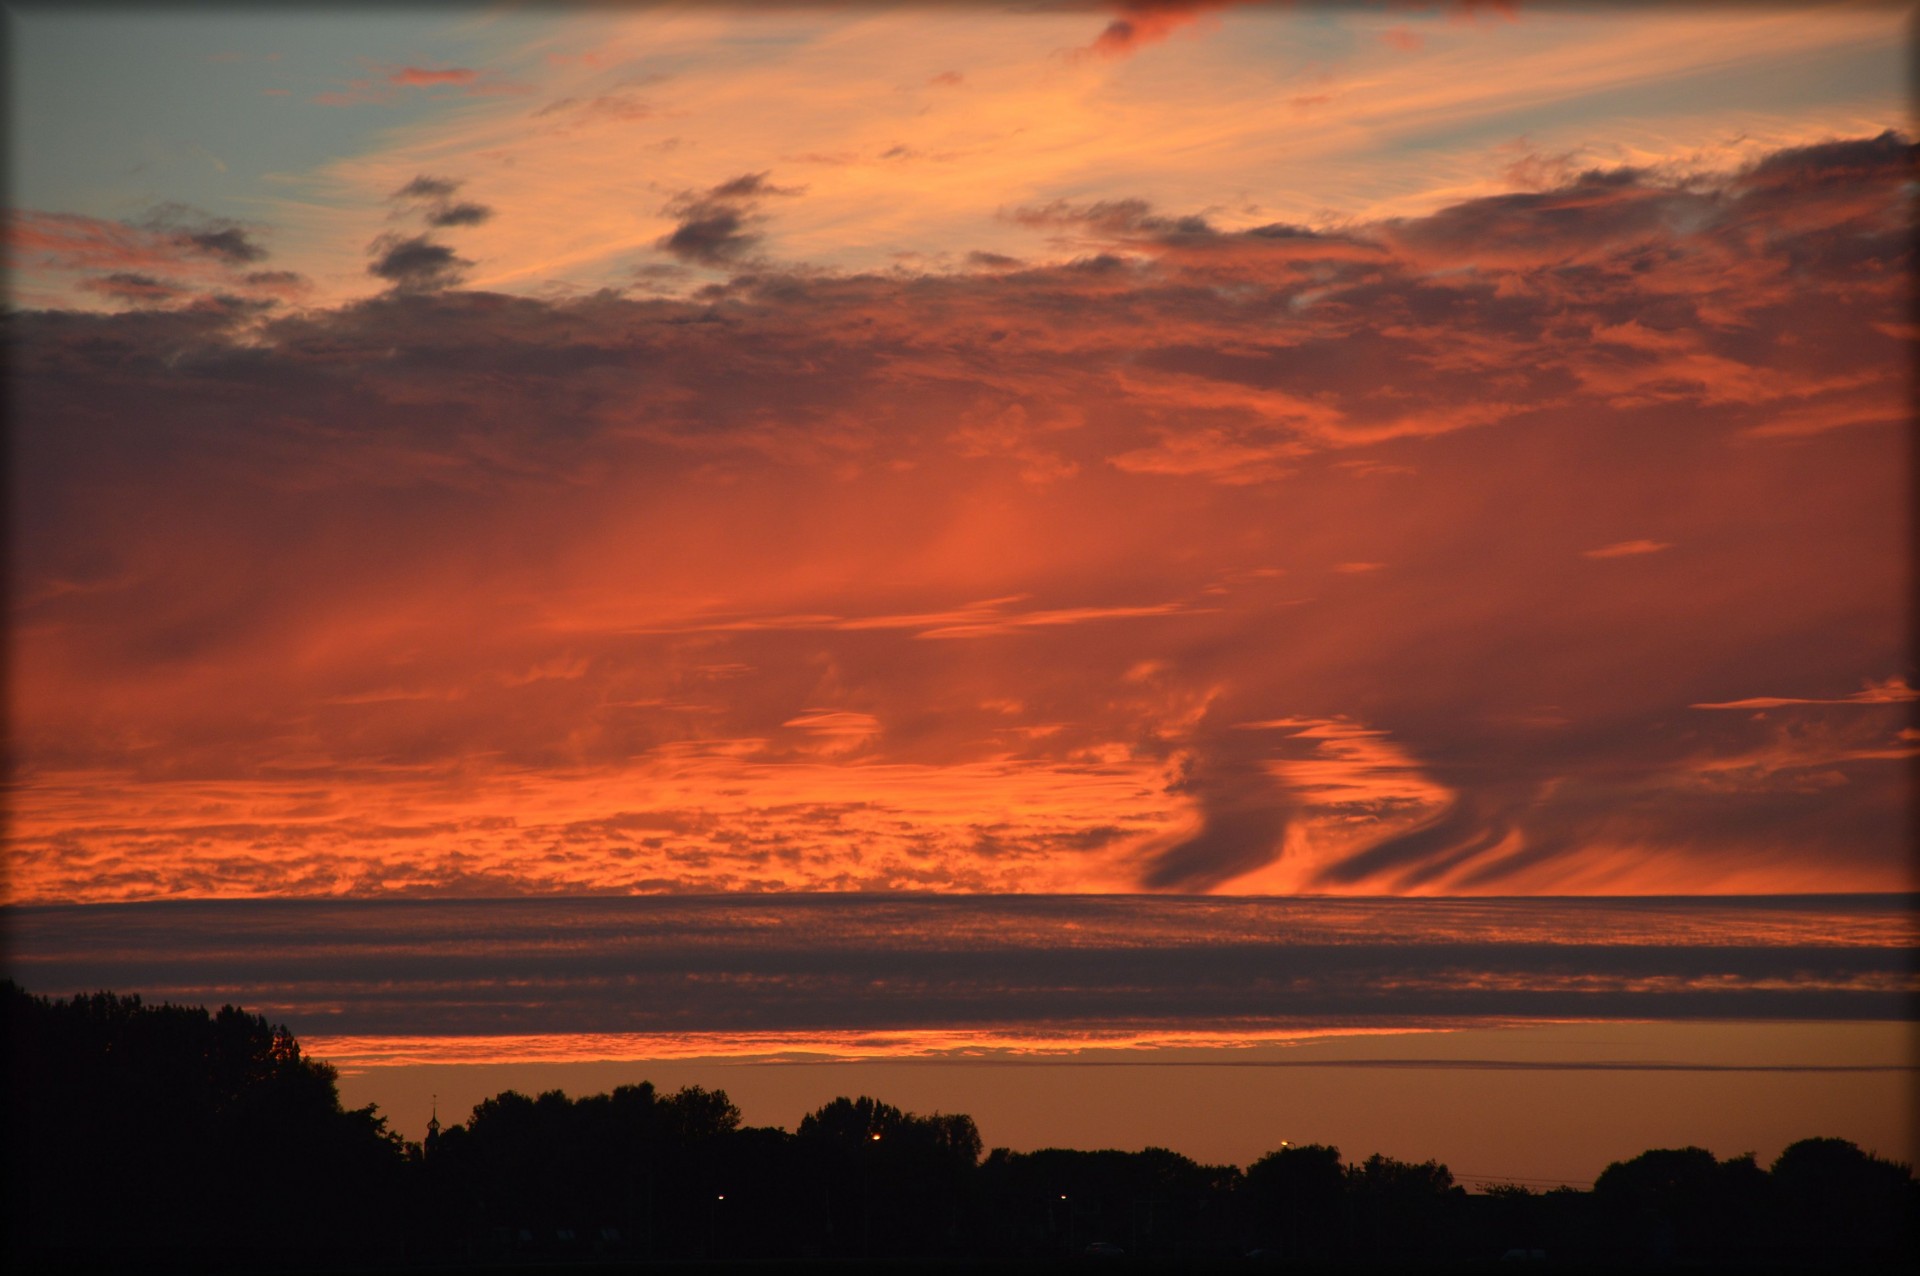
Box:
[389,65,477,87]
[1583,540,1671,560]
[7,896,1910,1048]
[1692,678,1919,712]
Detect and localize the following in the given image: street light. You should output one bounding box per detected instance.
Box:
[707,1192,728,1258]
[863,1129,882,1256]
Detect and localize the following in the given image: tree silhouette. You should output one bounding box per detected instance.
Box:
[1244,1142,1345,1258]
[2,981,404,1267]
[795,1095,982,1257]
[8,982,1915,1269]
[1771,1137,1916,1263]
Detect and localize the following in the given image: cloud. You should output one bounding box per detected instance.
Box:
[1008,197,1215,241]
[241,269,310,299]
[620,597,1202,641]
[6,134,1910,901]
[426,202,493,228]
[658,172,804,267]
[533,88,655,128]
[365,178,492,286]
[783,709,882,756]
[390,66,478,87]
[133,203,269,265]
[394,175,462,201]
[76,272,187,306]
[660,206,756,266]
[708,173,799,200]
[4,206,286,310]
[314,65,522,107]
[390,175,494,228]
[144,219,267,267]
[1136,742,1294,891]
[366,234,471,290]
[9,896,1908,1043]
[1583,539,1670,559]
[1691,677,1917,711]
[1074,2,1234,62]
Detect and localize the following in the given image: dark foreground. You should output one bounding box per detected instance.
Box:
[4,985,1913,1273]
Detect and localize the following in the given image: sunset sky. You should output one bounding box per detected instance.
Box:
[4,0,1914,1175]
[9,0,1913,904]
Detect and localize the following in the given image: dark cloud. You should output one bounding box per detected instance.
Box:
[966,250,1022,270]
[657,172,804,268]
[1138,731,1294,890]
[1314,792,1516,889]
[241,269,307,291]
[391,175,495,233]
[366,233,471,290]
[7,896,1906,1038]
[177,226,267,264]
[1009,197,1214,240]
[393,175,462,202]
[137,203,269,264]
[707,171,801,200]
[660,206,756,266]
[77,272,186,306]
[426,201,494,228]
[1735,127,1912,194]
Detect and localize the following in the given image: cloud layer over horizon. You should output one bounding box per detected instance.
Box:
[8,895,1912,1046]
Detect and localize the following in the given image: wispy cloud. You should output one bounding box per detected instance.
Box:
[1692,678,1918,711]
[390,65,478,87]
[1583,540,1671,560]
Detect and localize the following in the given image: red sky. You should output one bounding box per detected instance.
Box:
[5,3,1913,904]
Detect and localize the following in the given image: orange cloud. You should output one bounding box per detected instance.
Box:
[7,134,1911,903]
[1691,678,1918,711]
[390,65,478,86]
[1583,540,1671,560]
[314,65,521,108]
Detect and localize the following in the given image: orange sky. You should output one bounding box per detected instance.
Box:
[6,2,1913,904]
[324,1021,1915,1181]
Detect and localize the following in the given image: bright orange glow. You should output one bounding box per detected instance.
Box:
[304,1024,1468,1069]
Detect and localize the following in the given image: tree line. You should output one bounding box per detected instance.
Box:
[4,983,1912,1270]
